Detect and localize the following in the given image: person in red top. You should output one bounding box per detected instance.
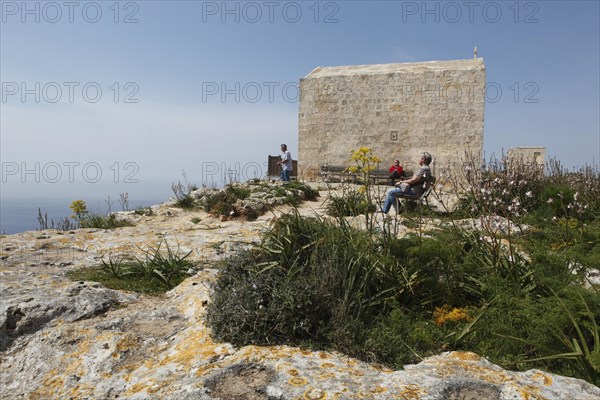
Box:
[388,160,404,185]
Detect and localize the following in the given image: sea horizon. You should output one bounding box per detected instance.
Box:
[0,196,168,235]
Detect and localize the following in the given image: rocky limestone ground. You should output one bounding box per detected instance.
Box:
[1,185,599,399]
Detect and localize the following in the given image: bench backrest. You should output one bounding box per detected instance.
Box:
[396,172,436,201]
[421,174,435,198]
[320,164,349,173]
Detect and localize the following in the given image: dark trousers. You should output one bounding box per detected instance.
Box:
[389,171,402,185]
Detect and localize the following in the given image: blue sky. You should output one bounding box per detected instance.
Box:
[1,0,599,201]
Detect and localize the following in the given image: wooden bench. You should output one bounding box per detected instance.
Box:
[394,173,436,213]
[320,164,358,183]
[369,169,410,186]
[320,165,412,185]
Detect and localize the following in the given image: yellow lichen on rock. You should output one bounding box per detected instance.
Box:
[303,387,328,399]
[123,380,151,397]
[370,385,387,394]
[30,372,64,399]
[370,363,393,373]
[316,371,336,381]
[289,377,309,386]
[519,384,550,400]
[195,363,219,377]
[32,327,105,398]
[158,328,226,370]
[116,333,139,352]
[530,371,553,386]
[356,390,375,398]
[451,351,482,361]
[394,384,424,400]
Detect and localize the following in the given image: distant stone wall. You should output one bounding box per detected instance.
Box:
[507,147,546,166]
[298,59,486,179]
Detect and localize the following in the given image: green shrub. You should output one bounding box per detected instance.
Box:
[203,191,226,213]
[203,182,318,218]
[175,194,196,209]
[325,187,374,217]
[171,178,197,209]
[207,211,461,357]
[80,213,133,229]
[225,185,251,200]
[203,157,600,383]
[283,181,320,201]
[206,206,600,384]
[37,208,78,231]
[245,208,259,221]
[203,185,249,216]
[207,212,393,348]
[365,309,445,367]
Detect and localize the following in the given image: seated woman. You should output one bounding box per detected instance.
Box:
[388,160,404,185]
[381,152,432,214]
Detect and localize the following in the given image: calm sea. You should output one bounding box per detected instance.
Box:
[0,197,166,235]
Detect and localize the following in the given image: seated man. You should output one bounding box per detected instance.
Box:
[388,159,404,185]
[381,152,433,214]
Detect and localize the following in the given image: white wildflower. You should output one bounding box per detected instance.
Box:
[525,191,533,198]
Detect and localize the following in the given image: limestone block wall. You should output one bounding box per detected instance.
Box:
[507,147,546,166]
[298,59,486,179]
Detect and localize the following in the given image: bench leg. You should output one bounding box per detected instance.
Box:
[394,196,404,214]
[394,197,422,214]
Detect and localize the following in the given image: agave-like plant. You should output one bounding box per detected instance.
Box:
[135,238,193,287]
[530,289,600,385]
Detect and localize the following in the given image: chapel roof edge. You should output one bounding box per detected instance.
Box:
[303,58,485,79]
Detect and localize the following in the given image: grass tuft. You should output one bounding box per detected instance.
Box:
[67,238,193,294]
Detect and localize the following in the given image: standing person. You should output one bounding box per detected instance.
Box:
[277,144,293,182]
[388,159,404,185]
[381,152,432,214]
